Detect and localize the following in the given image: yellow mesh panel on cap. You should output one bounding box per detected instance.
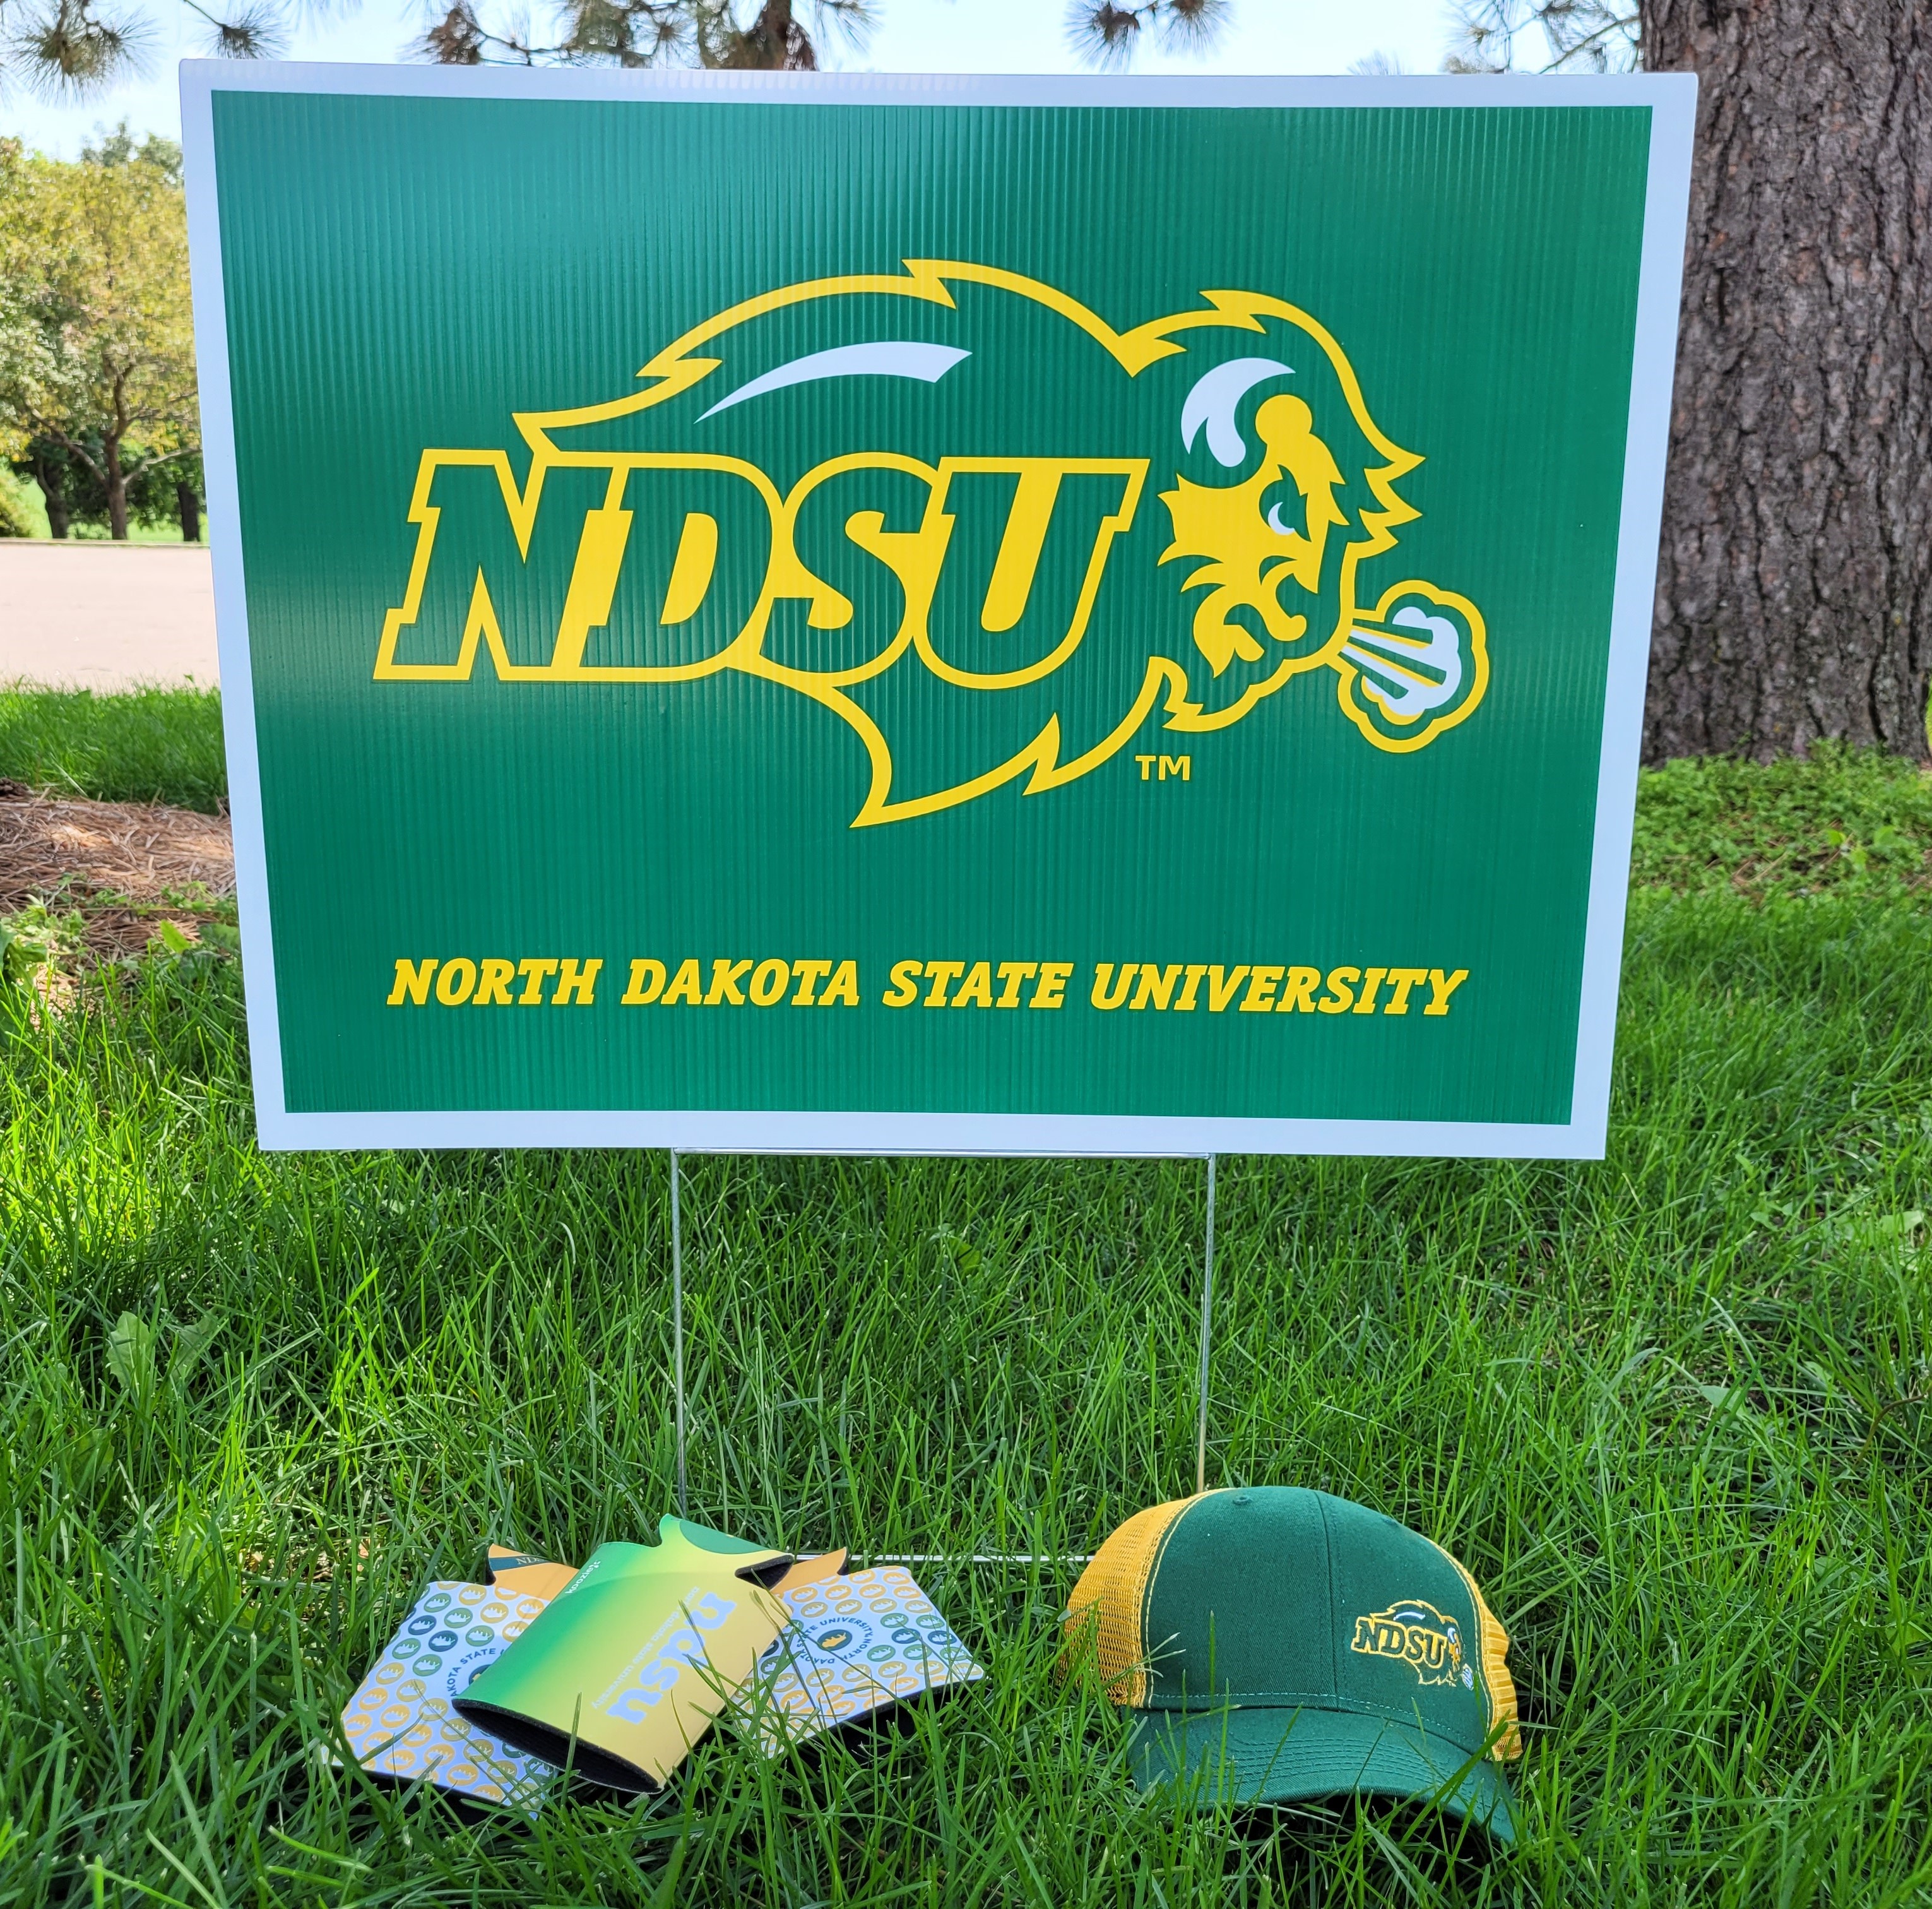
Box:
[1431,1539,1522,1761]
[1061,1494,1202,1708]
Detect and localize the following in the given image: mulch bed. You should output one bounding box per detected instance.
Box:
[0,778,234,961]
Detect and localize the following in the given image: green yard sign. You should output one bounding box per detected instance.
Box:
[183,66,1693,1157]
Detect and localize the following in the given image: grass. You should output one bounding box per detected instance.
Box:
[0,684,227,812]
[5,694,1932,1905]
[1632,749,1932,901]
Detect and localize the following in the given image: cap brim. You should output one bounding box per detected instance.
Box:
[1129,1704,1517,1843]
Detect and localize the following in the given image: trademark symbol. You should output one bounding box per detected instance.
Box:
[1135,754,1192,782]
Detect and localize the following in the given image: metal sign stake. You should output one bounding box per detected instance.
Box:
[1195,1152,1218,1497]
[670,1148,687,1519]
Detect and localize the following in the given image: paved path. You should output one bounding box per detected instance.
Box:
[1,542,219,690]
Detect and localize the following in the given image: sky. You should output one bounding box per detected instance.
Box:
[1,0,1461,157]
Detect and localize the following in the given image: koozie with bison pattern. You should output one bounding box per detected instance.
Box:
[339,1571,557,1807]
[740,1566,983,1755]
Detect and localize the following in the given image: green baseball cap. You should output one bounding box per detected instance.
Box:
[1065,1487,1521,1839]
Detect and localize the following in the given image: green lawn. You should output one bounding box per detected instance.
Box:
[5,694,1932,1905]
[0,684,228,811]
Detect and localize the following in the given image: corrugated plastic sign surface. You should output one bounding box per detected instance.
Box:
[182,68,1694,1155]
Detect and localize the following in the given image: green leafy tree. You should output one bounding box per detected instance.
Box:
[0,129,198,540]
[6,433,81,537]
[6,431,201,538]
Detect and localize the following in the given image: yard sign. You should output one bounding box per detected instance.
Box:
[182,66,1693,1157]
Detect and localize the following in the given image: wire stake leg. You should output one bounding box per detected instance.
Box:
[670,1148,687,1519]
[1195,1152,1217,1497]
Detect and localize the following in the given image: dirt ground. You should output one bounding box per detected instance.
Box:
[0,780,235,960]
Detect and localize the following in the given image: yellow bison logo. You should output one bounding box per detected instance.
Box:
[377,261,1487,825]
[1350,1599,1473,1690]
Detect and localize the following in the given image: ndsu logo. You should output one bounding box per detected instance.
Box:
[1349,1599,1473,1689]
[378,261,1488,826]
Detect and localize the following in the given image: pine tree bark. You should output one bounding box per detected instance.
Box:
[1639,0,1932,763]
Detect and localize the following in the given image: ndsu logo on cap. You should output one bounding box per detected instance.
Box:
[377,263,1489,827]
[1350,1598,1474,1691]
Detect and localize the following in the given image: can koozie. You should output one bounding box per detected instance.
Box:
[453,1515,792,1791]
[486,1542,583,1602]
[740,1565,983,1754]
[339,1578,556,1807]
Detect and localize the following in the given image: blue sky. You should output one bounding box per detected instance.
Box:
[3,0,1457,156]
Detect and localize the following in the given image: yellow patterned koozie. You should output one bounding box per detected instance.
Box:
[741,1566,983,1754]
[340,1579,555,1807]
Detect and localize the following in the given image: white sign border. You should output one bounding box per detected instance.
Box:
[181,62,1695,1158]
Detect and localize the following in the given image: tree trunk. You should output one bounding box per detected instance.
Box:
[104,434,129,541]
[1639,0,1932,763]
[176,481,200,544]
[34,465,70,539]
